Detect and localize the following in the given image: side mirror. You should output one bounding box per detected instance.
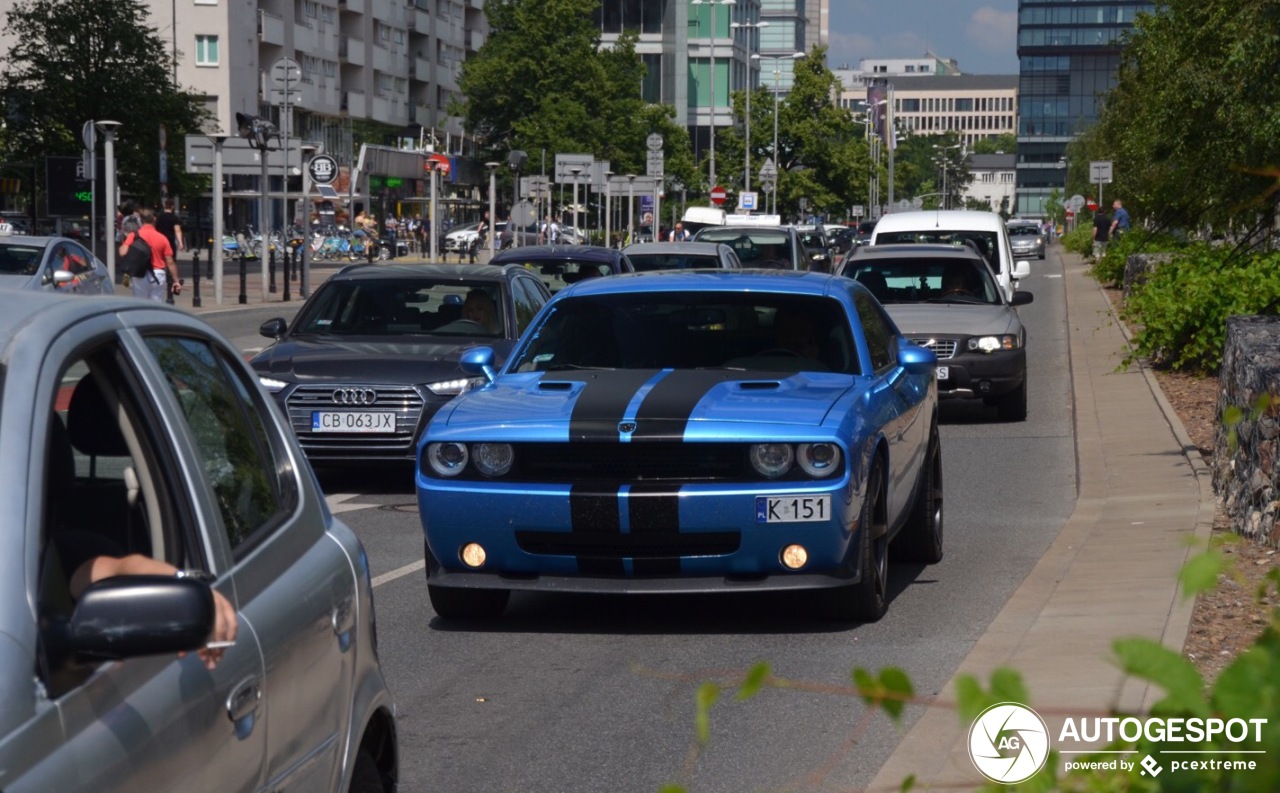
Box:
[259,318,288,339]
[1010,291,1034,306]
[460,346,497,383]
[898,338,938,375]
[1013,260,1032,280]
[52,576,214,663]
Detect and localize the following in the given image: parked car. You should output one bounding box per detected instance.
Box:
[1006,219,1047,260]
[251,263,551,463]
[0,291,397,791]
[869,210,1031,302]
[0,230,114,295]
[691,225,814,270]
[487,244,635,293]
[621,240,743,270]
[842,243,1032,420]
[416,270,942,622]
[443,221,483,254]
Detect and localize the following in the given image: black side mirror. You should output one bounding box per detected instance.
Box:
[259,317,288,339]
[52,576,215,663]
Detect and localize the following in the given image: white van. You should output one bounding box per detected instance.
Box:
[869,210,1031,302]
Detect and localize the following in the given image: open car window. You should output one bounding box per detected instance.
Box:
[511,292,860,375]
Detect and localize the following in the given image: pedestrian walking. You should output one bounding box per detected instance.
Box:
[119,207,181,302]
[1109,199,1130,239]
[155,198,185,254]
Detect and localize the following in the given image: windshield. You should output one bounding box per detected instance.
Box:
[497,258,612,292]
[844,257,1002,306]
[510,291,859,375]
[1007,226,1041,237]
[628,252,724,271]
[0,242,44,275]
[693,229,795,269]
[291,278,505,337]
[874,230,998,269]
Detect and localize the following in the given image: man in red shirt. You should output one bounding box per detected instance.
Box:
[118,207,181,301]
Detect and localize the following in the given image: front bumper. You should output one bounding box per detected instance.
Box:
[418,476,865,593]
[933,348,1026,399]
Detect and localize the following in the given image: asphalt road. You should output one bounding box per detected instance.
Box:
[206,252,1076,791]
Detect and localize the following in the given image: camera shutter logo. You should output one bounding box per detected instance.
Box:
[968,702,1050,784]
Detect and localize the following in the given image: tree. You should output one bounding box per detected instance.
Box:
[1073,0,1280,242]
[0,0,212,204]
[970,132,1016,155]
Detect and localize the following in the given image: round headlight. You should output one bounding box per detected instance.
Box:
[797,443,842,477]
[471,443,515,477]
[749,443,794,478]
[426,442,469,477]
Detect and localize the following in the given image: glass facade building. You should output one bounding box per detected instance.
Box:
[1014,0,1153,216]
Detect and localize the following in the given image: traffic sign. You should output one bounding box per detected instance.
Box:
[1067,194,1086,212]
[758,158,778,182]
[81,120,96,152]
[647,133,664,152]
[1086,198,1099,211]
[710,185,727,206]
[1089,160,1113,184]
[308,154,338,184]
[739,191,758,211]
[646,149,664,177]
[554,153,593,183]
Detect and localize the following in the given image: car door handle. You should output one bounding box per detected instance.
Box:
[332,594,355,651]
[226,676,262,724]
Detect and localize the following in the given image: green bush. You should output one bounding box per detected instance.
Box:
[1124,248,1280,373]
[1062,224,1093,258]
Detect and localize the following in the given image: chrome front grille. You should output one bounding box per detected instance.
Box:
[285,384,427,457]
[910,338,958,360]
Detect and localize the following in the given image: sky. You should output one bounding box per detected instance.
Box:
[827,0,1020,75]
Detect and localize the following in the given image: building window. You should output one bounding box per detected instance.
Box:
[195,34,219,66]
[303,0,317,17]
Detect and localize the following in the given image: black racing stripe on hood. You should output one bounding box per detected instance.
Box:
[627,485,681,576]
[557,370,662,441]
[632,370,753,440]
[569,484,625,576]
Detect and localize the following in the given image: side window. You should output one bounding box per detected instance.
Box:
[855,291,897,373]
[144,335,296,552]
[512,277,546,333]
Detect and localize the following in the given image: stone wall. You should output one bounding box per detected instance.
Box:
[1212,315,1280,546]
[1123,252,1179,298]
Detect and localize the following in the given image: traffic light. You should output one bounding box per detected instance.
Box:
[0,177,20,194]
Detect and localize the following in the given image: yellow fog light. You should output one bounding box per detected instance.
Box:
[781,544,808,570]
[461,543,487,568]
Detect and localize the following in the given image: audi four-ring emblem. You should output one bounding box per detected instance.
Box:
[332,388,377,405]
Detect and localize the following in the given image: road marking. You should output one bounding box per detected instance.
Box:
[372,559,425,588]
[1043,274,1063,278]
[325,492,379,514]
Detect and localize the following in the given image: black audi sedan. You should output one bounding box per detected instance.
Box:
[250,263,551,463]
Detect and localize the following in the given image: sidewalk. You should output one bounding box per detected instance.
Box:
[166,246,491,316]
[867,247,1215,789]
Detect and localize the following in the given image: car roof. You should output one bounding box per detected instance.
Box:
[0,291,192,362]
[330,262,517,282]
[489,245,618,263]
[0,235,59,246]
[872,210,1004,232]
[847,243,987,262]
[622,242,726,255]
[555,268,839,298]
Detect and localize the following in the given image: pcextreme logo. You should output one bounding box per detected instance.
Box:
[967,703,1270,784]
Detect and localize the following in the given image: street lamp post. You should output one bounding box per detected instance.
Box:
[753,51,805,216]
[933,142,963,209]
[731,20,768,195]
[95,120,122,283]
[486,162,500,259]
[569,166,583,241]
[626,174,636,245]
[692,0,736,188]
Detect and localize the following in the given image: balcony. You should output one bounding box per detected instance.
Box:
[371,43,404,74]
[338,0,366,15]
[370,0,401,25]
[411,8,431,33]
[371,93,408,126]
[258,10,285,46]
[294,21,317,51]
[305,80,343,114]
[413,56,433,82]
[343,90,367,117]
[339,36,365,66]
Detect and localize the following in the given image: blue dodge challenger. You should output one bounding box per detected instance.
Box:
[416,270,942,622]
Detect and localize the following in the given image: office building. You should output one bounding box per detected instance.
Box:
[1014,0,1155,216]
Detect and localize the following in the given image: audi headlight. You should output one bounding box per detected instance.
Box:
[968,334,1021,353]
[797,443,841,477]
[258,376,288,393]
[426,442,469,477]
[749,443,794,478]
[471,443,514,477]
[426,377,482,396]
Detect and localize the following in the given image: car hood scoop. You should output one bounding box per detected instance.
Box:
[444,369,854,439]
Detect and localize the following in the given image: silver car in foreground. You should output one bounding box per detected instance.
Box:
[0,292,397,792]
[0,232,114,295]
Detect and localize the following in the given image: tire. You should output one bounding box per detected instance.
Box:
[823,461,889,622]
[996,379,1028,422]
[348,748,384,793]
[892,426,943,564]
